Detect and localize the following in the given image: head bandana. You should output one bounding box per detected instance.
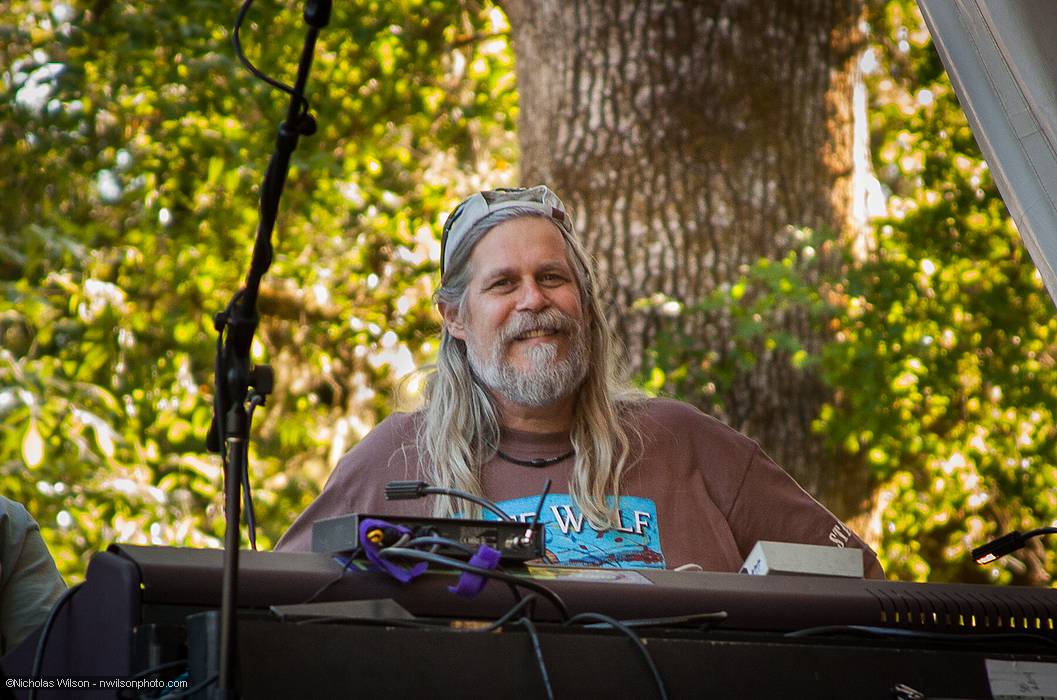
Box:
[440,185,573,277]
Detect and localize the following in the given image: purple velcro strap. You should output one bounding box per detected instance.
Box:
[359,518,427,583]
[448,545,502,597]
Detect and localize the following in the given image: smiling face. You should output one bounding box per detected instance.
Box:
[441,216,590,408]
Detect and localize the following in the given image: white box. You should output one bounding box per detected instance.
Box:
[740,540,864,578]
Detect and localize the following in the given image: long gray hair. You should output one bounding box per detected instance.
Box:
[416,206,643,527]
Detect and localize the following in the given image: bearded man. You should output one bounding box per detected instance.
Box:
[277,186,883,578]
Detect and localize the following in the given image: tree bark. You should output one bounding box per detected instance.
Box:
[504,0,867,515]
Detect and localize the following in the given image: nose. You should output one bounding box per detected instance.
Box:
[515,279,549,312]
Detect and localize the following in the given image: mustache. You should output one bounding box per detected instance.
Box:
[497,309,579,345]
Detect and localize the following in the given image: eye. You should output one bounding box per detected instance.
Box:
[540,273,568,286]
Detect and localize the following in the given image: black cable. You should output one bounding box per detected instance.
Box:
[238,439,255,551]
[115,659,188,700]
[785,624,1057,648]
[523,479,551,543]
[293,615,439,629]
[129,660,187,682]
[377,548,569,620]
[566,612,669,700]
[299,551,361,605]
[291,588,527,632]
[368,524,520,603]
[291,592,538,633]
[157,672,191,699]
[297,593,543,635]
[28,583,83,700]
[403,536,477,556]
[493,563,525,606]
[400,533,522,603]
[212,316,257,548]
[292,600,543,634]
[148,673,218,700]
[329,526,524,606]
[421,487,514,521]
[385,481,515,521]
[590,611,728,630]
[973,526,1057,564]
[211,330,227,458]
[211,322,250,551]
[516,616,554,700]
[483,594,541,632]
[242,394,266,550]
[232,0,308,115]
[384,545,536,604]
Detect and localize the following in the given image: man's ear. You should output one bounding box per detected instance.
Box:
[439,301,466,340]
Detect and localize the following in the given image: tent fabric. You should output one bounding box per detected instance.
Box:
[918,0,1057,306]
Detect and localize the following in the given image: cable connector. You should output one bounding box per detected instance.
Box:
[364,524,403,548]
[385,480,429,500]
[521,479,552,546]
[384,480,514,520]
[972,530,1026,564]
[972,526,1057,564]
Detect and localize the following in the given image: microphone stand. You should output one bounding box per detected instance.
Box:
[205,2,330,696]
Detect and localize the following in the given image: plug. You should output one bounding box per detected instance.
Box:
[972,531,1024,564]
[385,480,429,500]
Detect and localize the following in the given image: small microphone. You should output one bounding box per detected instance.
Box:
[972,527,1057,564]
[385,481,429,500]
[383,481,514,521]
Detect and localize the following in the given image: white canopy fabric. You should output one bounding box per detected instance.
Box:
[918,0,1057,306]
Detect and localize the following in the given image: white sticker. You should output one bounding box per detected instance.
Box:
[987,659,1057,700]
[525,565,653,584]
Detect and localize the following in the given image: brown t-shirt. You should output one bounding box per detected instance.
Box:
[277,398,884,578]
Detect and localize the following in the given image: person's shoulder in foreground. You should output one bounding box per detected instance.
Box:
[0,496,67,654]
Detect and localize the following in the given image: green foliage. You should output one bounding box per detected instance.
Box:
[816,0,1057,583]
[5,0,1055,588]
[0,0,517,580]
[635,227,831,413]
[637,0,1057,584]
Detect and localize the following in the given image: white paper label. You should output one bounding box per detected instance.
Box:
[987,659,1057,700]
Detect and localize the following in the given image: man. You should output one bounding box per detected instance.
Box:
[1,497,67,654]
[278,186,883,578]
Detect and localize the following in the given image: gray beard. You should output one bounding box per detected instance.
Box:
[465,313,590,408]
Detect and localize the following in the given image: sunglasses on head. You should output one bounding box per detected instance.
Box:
[440,186,571,277]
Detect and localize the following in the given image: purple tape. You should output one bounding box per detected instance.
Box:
[449,544,502,597]
[359,518,427,583]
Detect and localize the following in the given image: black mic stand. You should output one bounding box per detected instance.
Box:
[205,2,330,696]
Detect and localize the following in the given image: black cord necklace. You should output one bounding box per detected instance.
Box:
[496,448,575,468]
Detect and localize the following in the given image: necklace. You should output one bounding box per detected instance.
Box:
[496,448,575,468]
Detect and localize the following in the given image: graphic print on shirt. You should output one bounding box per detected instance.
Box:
[485,494,665,569]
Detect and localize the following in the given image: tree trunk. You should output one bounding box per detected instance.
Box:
[503,0,867,516]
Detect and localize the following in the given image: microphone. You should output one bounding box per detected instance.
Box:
[972,527,1057,564]
[385,480,430,500]
[384,480,514,521]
